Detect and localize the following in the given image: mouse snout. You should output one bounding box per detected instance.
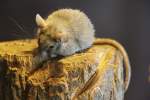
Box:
[48,42,62,58]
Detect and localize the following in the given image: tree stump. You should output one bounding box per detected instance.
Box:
[0,39,125,100]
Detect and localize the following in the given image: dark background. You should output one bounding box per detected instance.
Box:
[0,0,149,100]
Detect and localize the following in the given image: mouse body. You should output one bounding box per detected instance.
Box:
[34,8,131,99]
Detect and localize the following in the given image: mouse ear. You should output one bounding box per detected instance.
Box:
[36,14,47,28]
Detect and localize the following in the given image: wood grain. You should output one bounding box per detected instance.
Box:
[0,39,124,100]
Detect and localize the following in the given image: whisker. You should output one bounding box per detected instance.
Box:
[11,33,22,37]
[8,16,32,37]
[11,32,28,38]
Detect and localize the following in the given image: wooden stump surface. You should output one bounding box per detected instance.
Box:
[0,39,124,100]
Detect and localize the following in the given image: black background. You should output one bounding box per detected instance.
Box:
[0,0,149,100]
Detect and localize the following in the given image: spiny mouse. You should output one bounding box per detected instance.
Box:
[33,8,131,99]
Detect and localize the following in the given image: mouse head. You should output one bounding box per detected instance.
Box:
[35,14,80,58]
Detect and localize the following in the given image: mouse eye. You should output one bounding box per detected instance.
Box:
[52,38,61,43]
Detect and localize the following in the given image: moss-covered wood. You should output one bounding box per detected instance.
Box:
[0,39,124,100]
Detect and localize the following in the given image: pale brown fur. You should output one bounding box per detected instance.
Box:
[34,9,131,99]
[37,9,95,57]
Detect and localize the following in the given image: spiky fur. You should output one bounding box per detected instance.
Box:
[34,8,131,99]
[37,9,95,58]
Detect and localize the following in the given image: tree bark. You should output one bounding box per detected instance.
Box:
[0,39,124,100]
